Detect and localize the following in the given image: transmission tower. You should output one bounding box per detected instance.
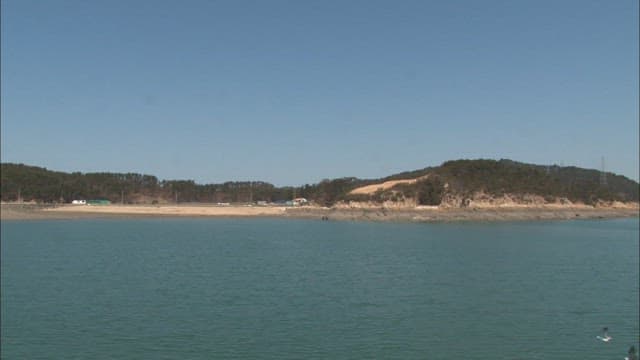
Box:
[600,156,607,187]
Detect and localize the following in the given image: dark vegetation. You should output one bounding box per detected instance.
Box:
[368,160,638,206]
[1,159,638,206]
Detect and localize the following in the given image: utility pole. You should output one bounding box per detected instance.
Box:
[600,156,607,187]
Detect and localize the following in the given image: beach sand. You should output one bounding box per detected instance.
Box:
[2,203,638,222]
[48,204,286,217]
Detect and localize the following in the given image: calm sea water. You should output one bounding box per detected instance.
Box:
[1,218,638,359]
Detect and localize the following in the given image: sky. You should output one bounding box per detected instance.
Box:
[1,0,638,186]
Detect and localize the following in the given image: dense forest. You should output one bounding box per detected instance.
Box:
[1,159,638,206]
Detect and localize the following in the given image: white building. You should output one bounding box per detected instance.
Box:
[292,198,308,206]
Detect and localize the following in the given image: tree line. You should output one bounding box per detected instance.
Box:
[1,160,638,206]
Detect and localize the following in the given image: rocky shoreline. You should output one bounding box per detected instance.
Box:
[283,206,639,222]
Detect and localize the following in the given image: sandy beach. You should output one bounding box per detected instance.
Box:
[2,203,638,222]
[0,204,287,220]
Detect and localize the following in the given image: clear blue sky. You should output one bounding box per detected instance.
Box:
[2,0,638,185]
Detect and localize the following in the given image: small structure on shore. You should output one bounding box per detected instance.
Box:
[293,198,308,206]
[87,199,111,205]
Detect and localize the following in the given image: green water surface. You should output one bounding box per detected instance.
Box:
[1,218,638,359]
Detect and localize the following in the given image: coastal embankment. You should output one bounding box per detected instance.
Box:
[283,206,639,222]
[2,203,638,222]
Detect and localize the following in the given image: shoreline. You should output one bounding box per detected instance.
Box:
[2,203,638,222]
[284,206,639,222]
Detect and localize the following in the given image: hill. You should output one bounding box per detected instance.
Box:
[345,159,638,207]
[1,159,638,207]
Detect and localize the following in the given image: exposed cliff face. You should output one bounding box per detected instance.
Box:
[439,191,564,208]
[440,191,639,209]
[334,198,418,209]
[334,190,640,209]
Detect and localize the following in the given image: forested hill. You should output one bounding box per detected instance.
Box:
[358,159,639,206]
[1,159,638,206]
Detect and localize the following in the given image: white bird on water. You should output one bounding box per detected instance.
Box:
[596,327,612,342]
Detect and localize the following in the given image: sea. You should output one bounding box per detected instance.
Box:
[1,217,638,359]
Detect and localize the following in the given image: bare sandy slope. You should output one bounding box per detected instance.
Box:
[349,176,428,195]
